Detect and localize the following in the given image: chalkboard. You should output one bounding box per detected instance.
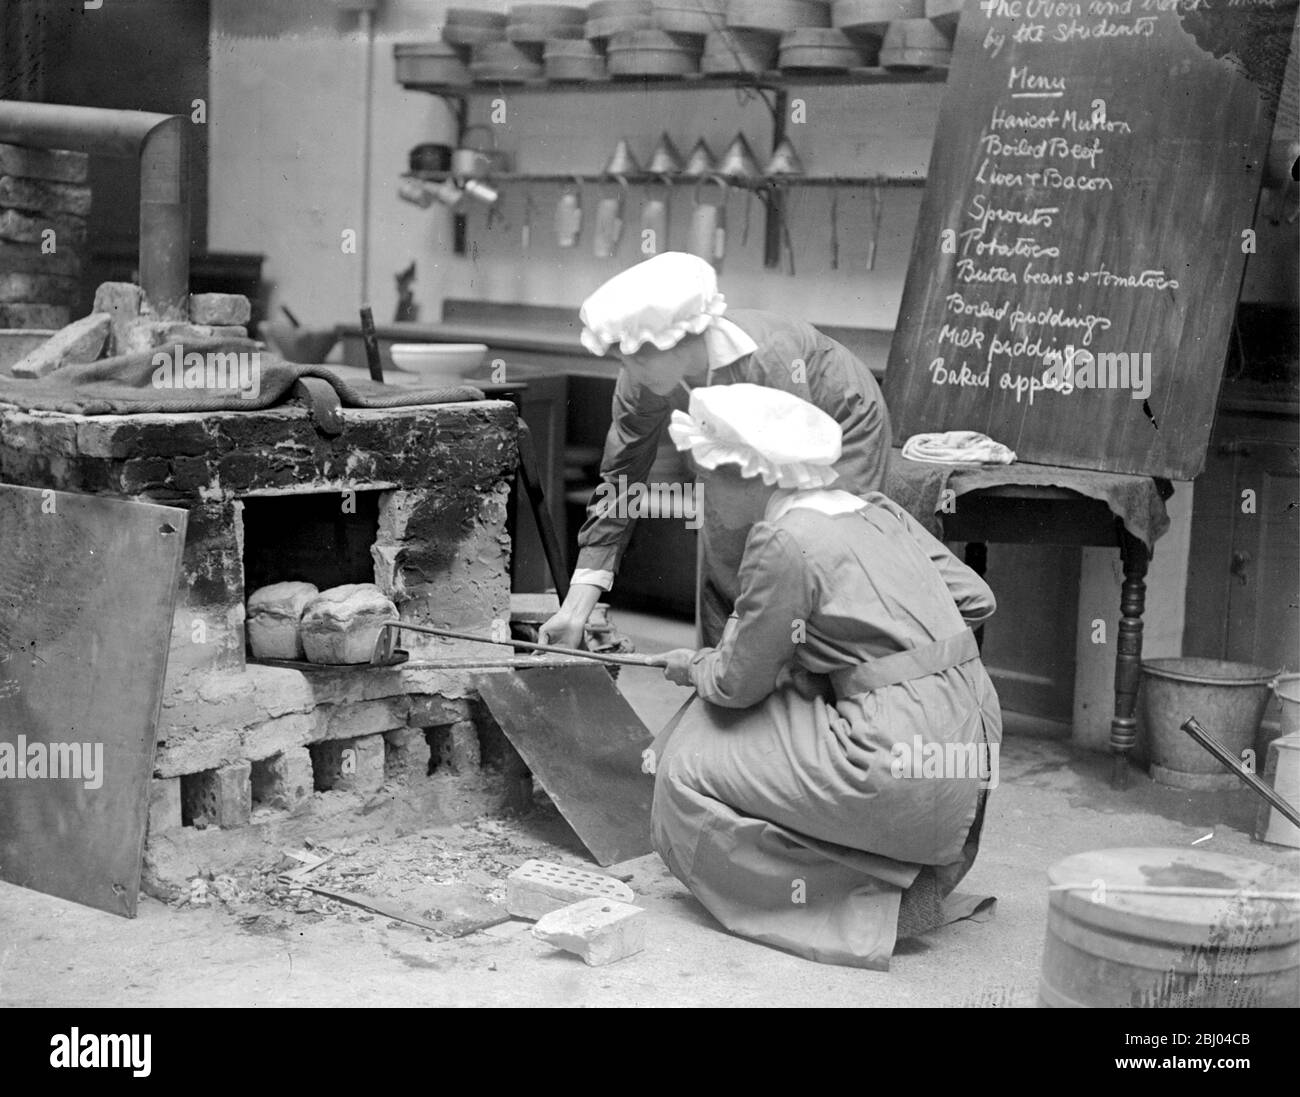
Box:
[885,0,1297,480]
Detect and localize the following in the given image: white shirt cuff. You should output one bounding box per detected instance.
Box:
[571,568,614,592]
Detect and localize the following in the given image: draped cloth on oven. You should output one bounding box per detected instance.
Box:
[651,490,1002,970]
[0,338,484,415]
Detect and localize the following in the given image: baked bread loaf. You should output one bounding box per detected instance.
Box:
[246,581,319,660]
[300,583,398,665]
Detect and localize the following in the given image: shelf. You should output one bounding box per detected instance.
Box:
[398,67,948,97]
[405,170,926,189]
[400,64,942,268]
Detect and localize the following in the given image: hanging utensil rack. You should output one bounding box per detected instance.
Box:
[401,68,944,268]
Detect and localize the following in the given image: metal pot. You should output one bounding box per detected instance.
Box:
[453,124,514,177]
[409,142,453,173]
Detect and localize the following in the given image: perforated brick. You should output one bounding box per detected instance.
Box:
[531,898,646,966]
[505,858,634,921]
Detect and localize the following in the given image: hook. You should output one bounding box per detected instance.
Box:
[693,173,730,205]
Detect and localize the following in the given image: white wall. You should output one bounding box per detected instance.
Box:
[209,0,1295,325]
[209,0,941,329]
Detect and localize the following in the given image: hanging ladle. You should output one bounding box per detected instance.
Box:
[640,173,673,256]
[689,174,729,270]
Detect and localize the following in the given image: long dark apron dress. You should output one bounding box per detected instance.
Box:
[651,490,1003,969]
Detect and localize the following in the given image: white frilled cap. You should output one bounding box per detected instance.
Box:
[668,383,842,490]
[579,252,727,356]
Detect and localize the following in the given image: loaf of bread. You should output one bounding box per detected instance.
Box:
[300,583,398,665]
[246,581,319,660]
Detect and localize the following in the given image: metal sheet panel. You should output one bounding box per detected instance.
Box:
[0,485,186,917]
[475,665,654,867]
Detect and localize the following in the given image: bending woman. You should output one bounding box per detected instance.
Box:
[652,383,1002,970]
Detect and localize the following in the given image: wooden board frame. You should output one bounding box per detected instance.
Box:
[885,0,1298,480]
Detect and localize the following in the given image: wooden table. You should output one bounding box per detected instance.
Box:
[887,462,1174,786]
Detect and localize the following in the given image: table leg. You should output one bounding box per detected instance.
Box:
[1110,527,1149,788]
[964,542,988,650]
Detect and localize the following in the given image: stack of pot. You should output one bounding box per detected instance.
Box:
[498,4,604,82]
[713,0,848,74]
[394,41,471,88]
[545,37,609,80]
[586,0,657,43]
[606,28,705,76]
[829,0,957,69]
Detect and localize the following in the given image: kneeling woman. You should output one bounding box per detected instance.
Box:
[652,384,1002,970]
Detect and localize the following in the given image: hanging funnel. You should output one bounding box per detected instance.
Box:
[604,137,641,176]
[718,133,761,179]
[682,138,716,177]
[763,137,805,177]
[646,132,684,175]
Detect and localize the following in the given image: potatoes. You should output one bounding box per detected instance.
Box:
[299,583,398,665]
[246,581,319,660]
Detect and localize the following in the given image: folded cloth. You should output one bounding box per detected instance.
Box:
[900,431,1017,465]
[0,337,484,415]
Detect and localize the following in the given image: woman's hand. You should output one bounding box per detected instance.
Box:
[660,648,697,687]
[538,583,603,649]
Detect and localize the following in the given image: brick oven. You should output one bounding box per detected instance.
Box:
[0,393,525,895]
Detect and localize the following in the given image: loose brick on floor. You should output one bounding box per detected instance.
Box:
[506,859,635,921]
[531,898,647,966]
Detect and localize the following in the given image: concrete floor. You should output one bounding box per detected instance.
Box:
[1,610,1297,1007]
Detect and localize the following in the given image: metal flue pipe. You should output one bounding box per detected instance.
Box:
[0,101,189,318]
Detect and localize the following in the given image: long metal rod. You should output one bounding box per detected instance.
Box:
[406,170,927,189]
[358,8,375,304]
[1181,716,1300,828]
[403,70,948,96]
[379,621,667,667]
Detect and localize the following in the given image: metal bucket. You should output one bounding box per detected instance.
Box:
[1140,657,1275,789]
[1039,847,1300,1008]
[1273,673,1300,737]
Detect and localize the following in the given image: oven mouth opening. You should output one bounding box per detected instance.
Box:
[241,490,382,596]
